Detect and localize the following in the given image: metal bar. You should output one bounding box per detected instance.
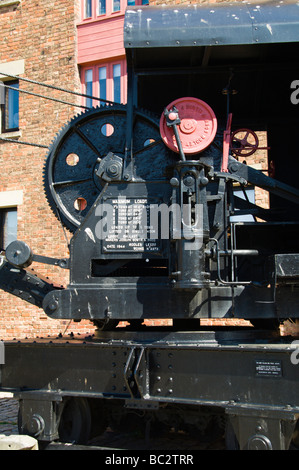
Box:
[3,83,88,109]
[0,137,48,148]
[172,124,186,161]
[0,72,115,105]
[2,336,299,411]
[133,347,145,398]
[210,238,251,286]
[134,61,299,77]
[74,127,103,158]
[0,257,60,308]
[228,156,299,205]
[124,348,136,399]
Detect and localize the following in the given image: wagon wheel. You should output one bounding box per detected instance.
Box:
[58,398,91,444]
[230,128,259,157]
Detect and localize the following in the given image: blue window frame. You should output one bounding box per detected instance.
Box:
[85,70,93,108]
[82,0,149,20]
[98,0,106,14]
[113,64,121,103]
[113,0,120,12]
[99,66,107,102]
[2,81,19,133]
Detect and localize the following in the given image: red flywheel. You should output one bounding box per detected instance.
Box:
[160,97,217,155]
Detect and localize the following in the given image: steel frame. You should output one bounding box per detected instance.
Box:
[1,329,299,449]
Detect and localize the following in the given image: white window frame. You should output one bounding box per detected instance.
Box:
[0,190,22,250]
[0,60,24,138]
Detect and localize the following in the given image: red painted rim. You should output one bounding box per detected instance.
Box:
[160,97,217,155]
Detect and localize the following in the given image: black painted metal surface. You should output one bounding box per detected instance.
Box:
[1,330,299,449]
[124,1,299,49]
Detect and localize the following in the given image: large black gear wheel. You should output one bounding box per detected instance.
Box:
[44,104,172,233]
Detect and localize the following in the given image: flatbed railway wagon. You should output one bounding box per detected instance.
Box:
[1,1,299,450]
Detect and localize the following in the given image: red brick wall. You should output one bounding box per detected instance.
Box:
[0,0,96,340]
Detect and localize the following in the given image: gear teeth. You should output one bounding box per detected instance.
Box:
[43,104,128,233]
[42,104,167,233]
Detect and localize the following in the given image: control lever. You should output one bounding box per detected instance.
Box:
[5,240,69,269]
[163,106,186,161]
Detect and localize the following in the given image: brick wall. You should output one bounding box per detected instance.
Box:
[0,0,96,339]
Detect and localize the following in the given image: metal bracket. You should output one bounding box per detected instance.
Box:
[214,171,247,186]
[209,237,251,286]
[95,152,124,182]
[5,240,69,269]
[124,347,146,399]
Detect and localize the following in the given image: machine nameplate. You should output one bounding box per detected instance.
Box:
[102,198,162,253]
[255,360,282,377]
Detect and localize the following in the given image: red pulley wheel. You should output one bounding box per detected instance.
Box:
[160,97,217,155]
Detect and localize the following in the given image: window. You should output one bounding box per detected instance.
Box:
[128,0,149,5]
[113,0,120,12]
[0,80,19,133]
[98,0,106,15]
[85,69,93,108]
[113,64,121,104]
[82,0,148,20]
[99,66,107,102]
[82,61,127,107]
[85,0,92,17]
[0,207,17,250]
[230,187,255,222]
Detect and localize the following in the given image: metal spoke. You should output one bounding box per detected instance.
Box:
[74,127,103,159]
[53,178,93,188]
[44,105,167,232]
[133,138,163,156]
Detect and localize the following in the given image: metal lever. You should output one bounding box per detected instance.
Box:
[124,346,145,399]
[5,240,69,269]
[163,106,186,161]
